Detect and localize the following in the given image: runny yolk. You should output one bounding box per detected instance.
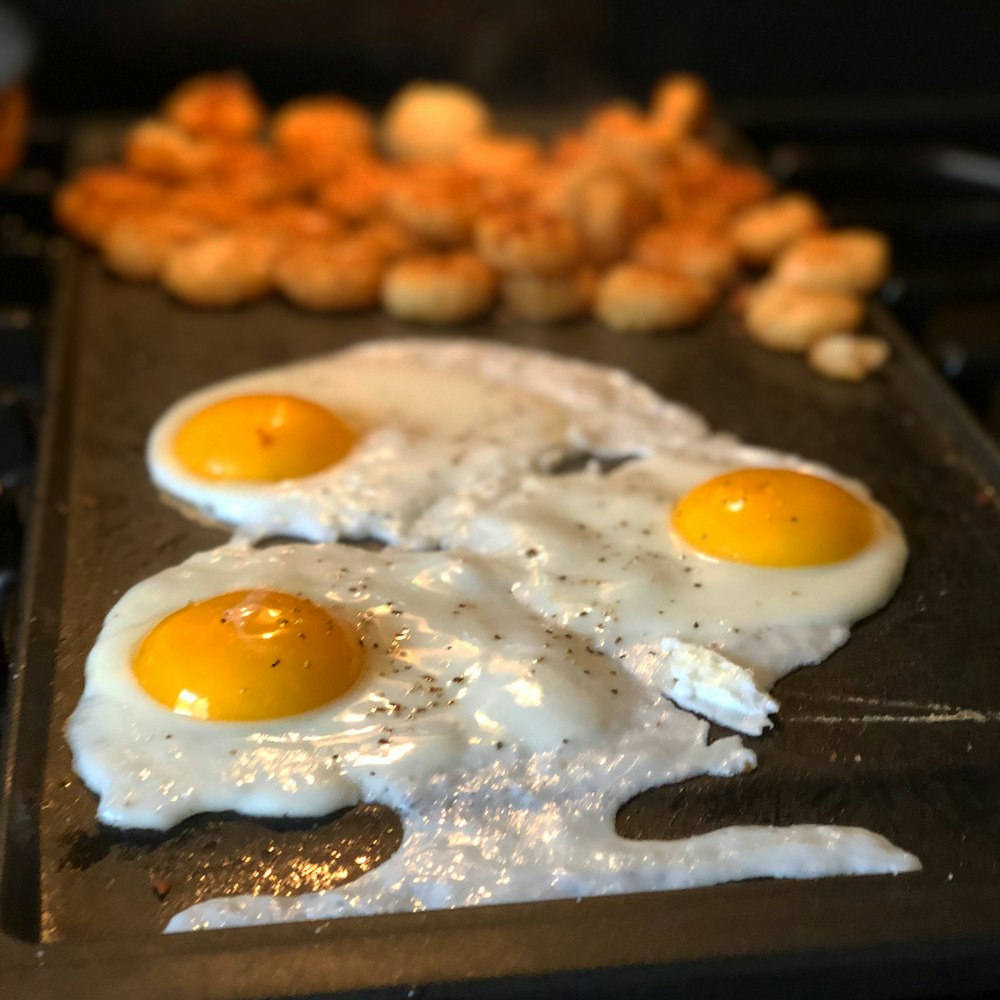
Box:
[670,468,876,567]
[131,590,363,720]
[173,394,358,482]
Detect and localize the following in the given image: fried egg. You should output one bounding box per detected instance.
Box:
[70,541,630,829]
[66,538,917,933]
[432,445,907,735]
[147,338,708,546]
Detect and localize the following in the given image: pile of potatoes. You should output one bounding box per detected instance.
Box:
[55,72,891,382]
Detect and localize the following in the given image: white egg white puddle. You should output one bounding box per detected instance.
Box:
[167,727,916,933]
[111,341,923,933]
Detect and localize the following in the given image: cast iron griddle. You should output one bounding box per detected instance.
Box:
[4,127,1000,999]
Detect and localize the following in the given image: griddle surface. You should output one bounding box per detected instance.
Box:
[4,171,1000,997]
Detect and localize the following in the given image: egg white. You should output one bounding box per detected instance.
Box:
[70,539,724,830]
[432,444,907,735]
[147,338,709,547]
[67,537,918,933]
[96,340,920,932]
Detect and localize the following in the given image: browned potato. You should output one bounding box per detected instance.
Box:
[773,228,890,295]
[744,280,864,352]
[595,264,713,333]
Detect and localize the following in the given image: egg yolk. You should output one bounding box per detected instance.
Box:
[131,590,362,720]
[671,468,875,567]
[173,394,358,482]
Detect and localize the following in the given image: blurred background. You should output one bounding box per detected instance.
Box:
[3,0,1000,455]
[15,0,1000,113]
[7,2,1000,403]
[2,0,1000,399]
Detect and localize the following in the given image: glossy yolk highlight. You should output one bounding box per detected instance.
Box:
[131,590,363,720]
[173,394,358,482]
[671,468,876,567]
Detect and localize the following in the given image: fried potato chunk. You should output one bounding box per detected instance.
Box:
[382,82,491,162]
[316,157,396,224]
[584,101,674,167]
[54,167,165,245]
[382,251,497,324]
[273,95,375,157]
[163,73,265,141]
[595,264,713,333]
[355,218,423,263]
[545,160,655,266]
[385,165,482,247]
[650,74,711,141]
[502,267,597,323]
[162,232,276,307]
[165,182,254,227]
[729,193,826,267]
[123,120,214,181]
[475,209,584,275]
[275,236,386,312]
[456,133,541,179]
[744,280,864,352]
[773,228,890,294]
[100,209,213,281]
[807,334,890,381]
[239,203,344,245]
[631,224,738,289]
